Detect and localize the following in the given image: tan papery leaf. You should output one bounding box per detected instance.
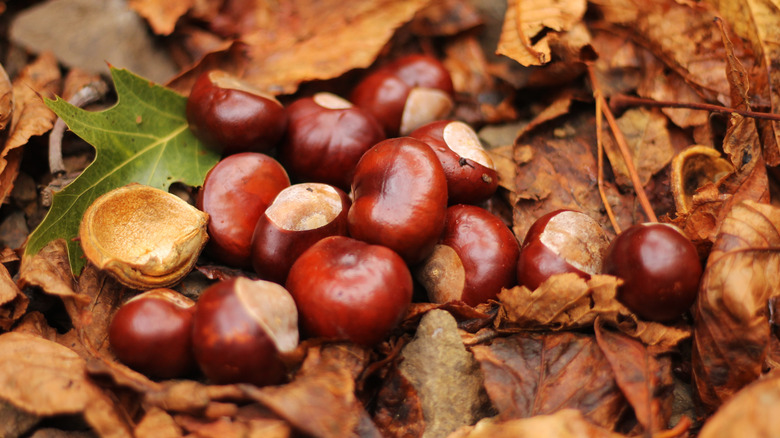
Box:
[497,0,587,66]
[692,200,780,411]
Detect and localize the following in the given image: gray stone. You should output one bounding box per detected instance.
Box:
[10,0,178,84]
[399,309,490,438]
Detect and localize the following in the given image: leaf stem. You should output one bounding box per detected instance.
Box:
[587,66,658,223]
[610,94,780,122]
[594,84,621,234]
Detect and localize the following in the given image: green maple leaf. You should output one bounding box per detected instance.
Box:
[25,67,220,274]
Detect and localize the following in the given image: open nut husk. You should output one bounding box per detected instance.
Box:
[670,145,733,215]
[79,183,209,289]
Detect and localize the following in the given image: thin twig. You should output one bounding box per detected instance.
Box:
[587,67,658,223]
[594,87,621,234]
[610,94,780,121]
[48,79,109,175]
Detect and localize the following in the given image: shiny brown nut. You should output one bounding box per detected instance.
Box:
[79,184,209,289]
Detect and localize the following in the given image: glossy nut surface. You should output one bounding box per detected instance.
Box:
[350,71,409,137]
[389,54,454,93]
[109,289,196,379]
[251,183,350,284]
[517,210,610,290]
[351,54,454,136]
[416,204,519,306]
[186,70,287,155]
[192,277,299,386]
[286,236,413,346]
[80,184,209,289]
[197,153,290,268]
[348,137,448,264]
[410,120,498,204]
[280,92,384,191]
[604,223,702,322]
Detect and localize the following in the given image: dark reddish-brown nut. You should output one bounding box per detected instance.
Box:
[108,289,196,379]
[604,223,702,322]
[416,205,519,306]
[186,70,287,155]
[280,92,385,191]
[251,183,351,284]
[191,277,298,386]
[410,120,499,205]
[197,153,290,268]
[286,236,412,346]
[348,137,448,264]
[351,54,454,136]
[517,210,611,290]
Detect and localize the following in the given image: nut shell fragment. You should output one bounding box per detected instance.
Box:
[79,184,209,288]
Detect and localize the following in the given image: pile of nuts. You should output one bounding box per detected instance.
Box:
[92,54,703,385]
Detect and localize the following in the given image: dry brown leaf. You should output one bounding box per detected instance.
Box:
[470,332,627,430]
[497,0,587,66]
[601,107,676,189]
[637,53,711,130]
[706,0,780,165]
[4,52,60,152]
[589,30,642,97]
[373,366,425,438]
[594,321,676,435]
[67,265,130,359]
[447,409,626,438]
[410,0,482,36]
[242,344,370,438]
[444,35,519,125]
[135,407,183,438]
[496,274,691,350]
[129,0,194,35]
[692,200,780,411]
[0,260,27,330]
[698,371,780,437]
[671,18,769,243]
[169,0,433,95]
[512,98,640,240]
[634,0,753,105]
[18,239,83,302]
[0,332,132,437]
[0,53,60,205]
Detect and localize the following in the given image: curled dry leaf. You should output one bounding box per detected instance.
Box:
[496,274,691,351]
[448,409,625,438]
[594,321,676,435]
[0,332,132,437]
[79,184,209,289]
[497,0,587,66]
[692,200,780,411]
[470,331,627,430]
[698,371,780,438]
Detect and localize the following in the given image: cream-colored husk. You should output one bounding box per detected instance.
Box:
[79,183,209,289]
